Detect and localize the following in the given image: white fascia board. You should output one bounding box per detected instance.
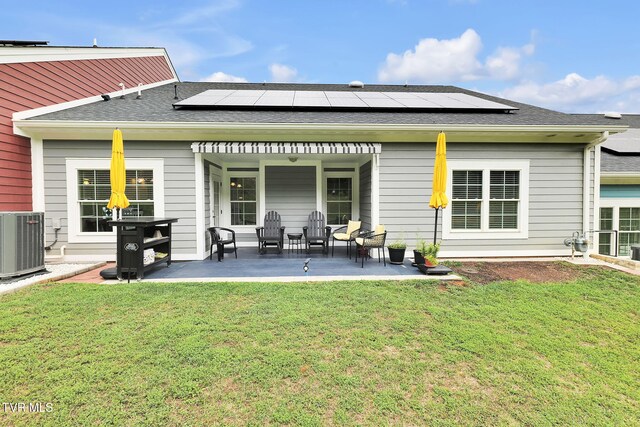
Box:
[0,47,170,64]
[12,79,178,128]
[14,121,627,142]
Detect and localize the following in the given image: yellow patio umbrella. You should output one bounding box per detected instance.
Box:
[429,131,448,244]
[106,128,129,219]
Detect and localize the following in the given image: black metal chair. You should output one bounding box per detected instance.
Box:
[208,227,237,262]
[331,220,362,258]
[354,225,387,268]
[303,211,331,254]
[255,211,285,254]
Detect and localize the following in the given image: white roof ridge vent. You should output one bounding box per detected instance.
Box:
[604,112,622,119]
[348,80,364,88]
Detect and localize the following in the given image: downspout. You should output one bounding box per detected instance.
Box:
[583,131,609,253]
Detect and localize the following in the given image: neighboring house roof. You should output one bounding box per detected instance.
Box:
[27,82,627,128]
[0,43,178,211]
[577,114,640,174]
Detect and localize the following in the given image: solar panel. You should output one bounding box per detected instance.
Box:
[293,91,330,107]
[361,98,405,108]
[255,90,295,106]
[174,89,519,111]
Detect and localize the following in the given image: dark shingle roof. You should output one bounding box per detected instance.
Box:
[601,150,640,172]
[27,82,627,128]
[576,114,640,173]
[574,113,640,129]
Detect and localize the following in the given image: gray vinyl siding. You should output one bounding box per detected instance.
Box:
[359,161,372,230]
[43,140,196,257]
[378,142,588,253]
[265,166,316,234]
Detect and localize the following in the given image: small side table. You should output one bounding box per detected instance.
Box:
[287,233,303,254]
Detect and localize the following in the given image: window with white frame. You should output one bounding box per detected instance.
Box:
[599,207,613,255]
[230,176,257,225]
[66,158,164,243]
[78,169,154,232]
[444,160,529,239]
[619,207,640,256]
[326,176,353,225]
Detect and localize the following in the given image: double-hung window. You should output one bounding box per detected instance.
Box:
[78,169,154,232]
[66,158,165,243]
[326,177,353,225]
[230,176,257,226]
[598,207,614,255]
[619,207,640,256]
[444,160,529,239]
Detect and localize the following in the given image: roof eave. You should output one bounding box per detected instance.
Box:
[14,119,627,144]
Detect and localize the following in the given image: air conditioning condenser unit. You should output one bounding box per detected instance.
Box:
[0,212,45,279]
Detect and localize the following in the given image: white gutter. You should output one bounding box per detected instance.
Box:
[583,131,609,248]
[13,120,628,134]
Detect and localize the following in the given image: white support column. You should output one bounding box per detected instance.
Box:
[259,162,266,222]
[31,137,45,212]
[593,145,601,250]
[583,145,591,236]
[194,153,206,259]
[316,162,323,212]
[371,153,380,227]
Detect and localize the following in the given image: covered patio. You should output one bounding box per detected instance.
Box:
[130,246,454,281]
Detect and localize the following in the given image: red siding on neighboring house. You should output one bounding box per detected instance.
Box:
[0,54,175,211]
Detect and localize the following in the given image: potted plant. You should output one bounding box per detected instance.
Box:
[422,243,440,267]
[387,240,407,264]
[413,238,428,265]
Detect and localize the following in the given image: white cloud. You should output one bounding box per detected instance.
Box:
[269,63,298,82]
[378,29,482,83]
[378,29,534,84]
[200,71,248,83]
[498,73,640,112]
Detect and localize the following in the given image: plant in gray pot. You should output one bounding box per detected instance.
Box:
[387,239,407,264]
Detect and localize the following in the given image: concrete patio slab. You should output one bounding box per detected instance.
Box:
[112,247,460,282]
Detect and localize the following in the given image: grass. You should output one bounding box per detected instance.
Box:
[0,267,639,426]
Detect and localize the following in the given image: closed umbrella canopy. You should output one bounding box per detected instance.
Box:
[106,129,129,216]
[429,131,448,209]
[429,132,448,244]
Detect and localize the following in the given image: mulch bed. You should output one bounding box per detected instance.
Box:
[449,261,611,285]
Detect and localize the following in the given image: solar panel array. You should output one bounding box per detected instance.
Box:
[174,89,518,111]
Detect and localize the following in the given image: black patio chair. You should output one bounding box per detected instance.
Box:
[331,219,362,258]
[208,227,237,262]
[354,225,387,268]
[255,211,285,254]
[303,211,332,254]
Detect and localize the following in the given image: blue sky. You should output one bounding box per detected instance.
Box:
[5,0,640,113]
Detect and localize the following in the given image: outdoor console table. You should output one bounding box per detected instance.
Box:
[108,217,178,280]
[288,233,302,254]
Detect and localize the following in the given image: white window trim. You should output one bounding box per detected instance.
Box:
[600,200,640,257]
[223,169,260,230]
[323,169,360,228]
[443,159,529,240]
[65,158,165,243]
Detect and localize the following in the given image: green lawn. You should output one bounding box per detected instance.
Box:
[1,266,639,426]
